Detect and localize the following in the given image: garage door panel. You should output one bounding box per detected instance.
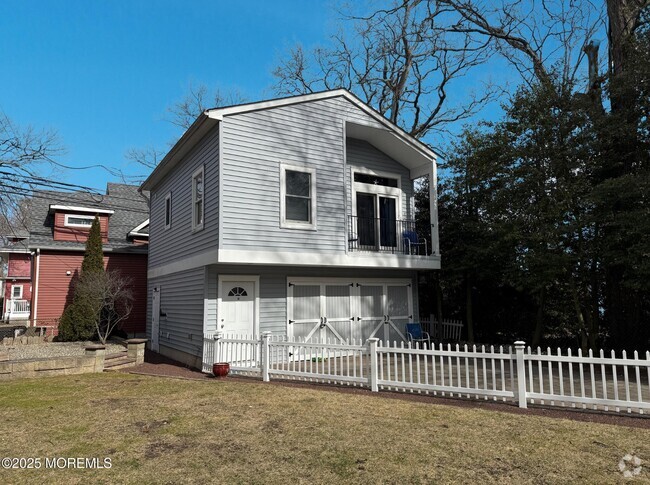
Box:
[289,279,412,344]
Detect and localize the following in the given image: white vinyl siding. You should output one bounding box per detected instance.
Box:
[219,96,412,254]
[148,124,219,269]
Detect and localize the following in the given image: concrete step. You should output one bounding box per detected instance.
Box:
[105,351,128,360]
[103,356,137,371]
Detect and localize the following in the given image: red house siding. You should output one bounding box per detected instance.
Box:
[2,253,33,317]
[52,212,109,243]
[8,253,31,277]
[36,251,147,334]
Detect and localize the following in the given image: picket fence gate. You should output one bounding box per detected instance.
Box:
[202,332,650,415]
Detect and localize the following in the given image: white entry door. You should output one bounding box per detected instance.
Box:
[219,280,256,337]
[151,287,160,352]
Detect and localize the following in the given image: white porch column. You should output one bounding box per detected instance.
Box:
[429,162,440,256]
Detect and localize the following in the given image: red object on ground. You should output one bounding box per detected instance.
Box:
[212,363,230,377]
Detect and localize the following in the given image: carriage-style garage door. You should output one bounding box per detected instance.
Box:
[287,278,414,343]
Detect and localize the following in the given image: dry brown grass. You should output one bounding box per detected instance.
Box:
[0,373,649,484]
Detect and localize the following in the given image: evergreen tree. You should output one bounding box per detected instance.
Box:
[57,216,104,341]
[81,216,104,274]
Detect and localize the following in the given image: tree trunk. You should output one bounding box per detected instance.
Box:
[606,0,648,78]
[465,274,474,343]
[531,288,545,348]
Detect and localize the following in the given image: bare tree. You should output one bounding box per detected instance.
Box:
[74,270,134,344]
[0,112,63,236]
[165,82,248,131]
[438,0,606,92]
[274,0,497,138]
[124,83,247,178]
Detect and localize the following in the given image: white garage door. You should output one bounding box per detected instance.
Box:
[288,278,413,343]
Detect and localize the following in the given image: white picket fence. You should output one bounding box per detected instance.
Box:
[202,333,650,415]
[420,316,463,341]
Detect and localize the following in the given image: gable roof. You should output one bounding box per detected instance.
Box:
[141,89,438,191]
[0,183,150,253]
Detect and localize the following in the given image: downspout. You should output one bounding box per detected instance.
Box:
[32,248,40,327]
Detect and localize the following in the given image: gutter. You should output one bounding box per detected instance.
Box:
[32,248,40,327]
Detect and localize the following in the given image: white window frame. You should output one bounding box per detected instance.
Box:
[192,166,204,233]
[351,167,403,218]
[12,285,23,299]
[280,163,317,230]
[64,214,96,228]
[164,192,172,230]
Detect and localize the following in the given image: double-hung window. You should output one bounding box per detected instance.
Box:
[12,285,23,299]
[192,166,204,232]
[280,164,316,229]
[164,192,172,230]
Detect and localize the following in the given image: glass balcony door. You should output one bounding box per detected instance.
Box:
[356,193,398,250]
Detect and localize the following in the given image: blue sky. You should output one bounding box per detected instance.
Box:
[0,0,337,191]
[1,0,590,191]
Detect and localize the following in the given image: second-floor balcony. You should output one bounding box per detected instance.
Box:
[348,216,429,255]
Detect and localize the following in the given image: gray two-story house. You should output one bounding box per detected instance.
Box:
[141,89,440,367]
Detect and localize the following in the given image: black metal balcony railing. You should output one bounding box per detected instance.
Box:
[348,216,428,255]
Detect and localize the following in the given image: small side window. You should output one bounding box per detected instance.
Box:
[192,166,204,232]
[12,285,23,299]
[164,192,172,230]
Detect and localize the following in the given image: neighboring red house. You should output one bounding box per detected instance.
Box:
[0,184,149,336]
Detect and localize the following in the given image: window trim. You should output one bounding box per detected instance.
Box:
[12,285,23,299]
[164,192,172,230]
[64,214,96,228]
[280,163,317,230]
[191,166,204,233]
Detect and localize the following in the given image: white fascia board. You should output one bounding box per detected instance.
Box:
[0,249,31,254]
[129,219,150,235]
[147,248,439,279]
[48,205,114,215]
[128,232,150,237]
[217,249,440,270]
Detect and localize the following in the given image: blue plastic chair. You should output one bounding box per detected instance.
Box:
[405,323,431,347]
[402,231,428,255]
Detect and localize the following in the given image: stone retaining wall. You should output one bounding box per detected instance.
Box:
[0,346,105,380]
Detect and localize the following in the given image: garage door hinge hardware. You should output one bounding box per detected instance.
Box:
[407,283,411,287]
[356,283,361,287]
[356,317,361,321]
[288,283,294,287]
[288,320,295,324]
[349,283,354,287]
[409,315,413,319]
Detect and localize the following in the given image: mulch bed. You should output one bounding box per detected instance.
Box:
[126,350,650,430]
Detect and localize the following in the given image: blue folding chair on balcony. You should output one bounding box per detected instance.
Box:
[405,323,431,348]
[402,230,428,255]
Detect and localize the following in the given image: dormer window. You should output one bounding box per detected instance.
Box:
[64,214,95,228]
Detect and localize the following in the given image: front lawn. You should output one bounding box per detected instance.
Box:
[0,373,648,483]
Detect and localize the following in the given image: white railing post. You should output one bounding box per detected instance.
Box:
[514,341,527,408]
[261,331,272,382]
[368,338,379,392]
[214,331,224,364]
